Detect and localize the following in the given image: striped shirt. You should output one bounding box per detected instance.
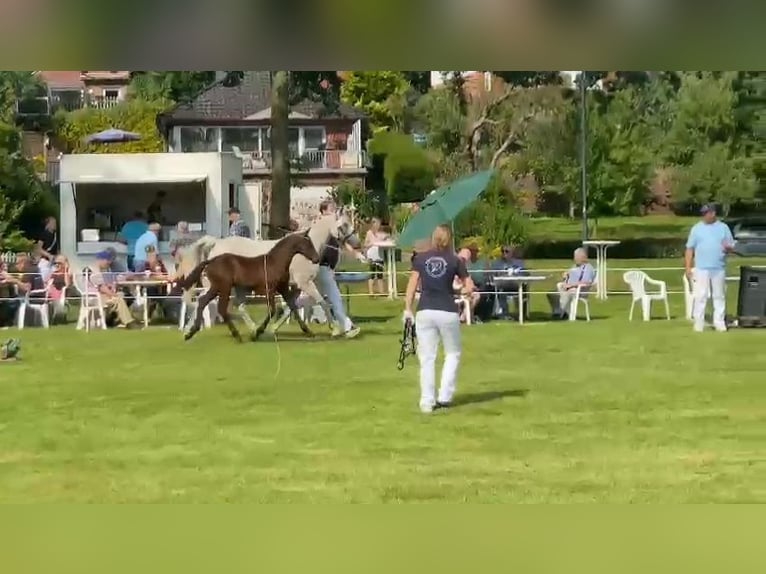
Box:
[228,220,251,238]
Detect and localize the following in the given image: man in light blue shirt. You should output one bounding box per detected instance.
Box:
[118,212,148,271]
[685,203,735,332]
[547,247,596,319]
[133,223,161,272]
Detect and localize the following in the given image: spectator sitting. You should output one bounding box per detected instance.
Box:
[13,253,46,300]
[143,245,179,322]
[456,246,495,322]
[103,247,128,273]
[87,252,139,329]
[46,255,72,320]
[492,245,529,320]
[0,262,22,326]
[547,247,596,320]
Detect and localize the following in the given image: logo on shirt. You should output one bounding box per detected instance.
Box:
[424,256,448,278]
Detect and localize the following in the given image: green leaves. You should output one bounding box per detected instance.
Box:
[54,99,170,154]
[340,71,411,131]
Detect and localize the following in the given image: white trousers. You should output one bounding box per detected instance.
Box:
[315,265,353,331]
[415,309,462,411]
[693,269,726,330]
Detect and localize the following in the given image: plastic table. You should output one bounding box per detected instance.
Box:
[373,240,398,299]
[582,240,621,300]
[490,275,548,325]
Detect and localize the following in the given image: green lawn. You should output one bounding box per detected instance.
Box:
[2,265,765,502]
[527,214,698,241]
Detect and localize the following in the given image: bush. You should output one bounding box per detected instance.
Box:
[524,237,687,259]
[329,179,386,222]
[454,173,528,253]
[368,132,435,204]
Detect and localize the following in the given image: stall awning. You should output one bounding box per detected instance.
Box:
[60,175,208,184]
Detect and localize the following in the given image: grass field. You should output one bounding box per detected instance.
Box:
[2,256,765,502]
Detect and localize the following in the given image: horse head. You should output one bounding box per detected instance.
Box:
[331,212,360,249]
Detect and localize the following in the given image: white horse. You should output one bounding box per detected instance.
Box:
[175,212,359,336]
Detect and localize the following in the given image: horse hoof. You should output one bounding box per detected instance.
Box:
[249,334,259,342]
[183,332,194,341]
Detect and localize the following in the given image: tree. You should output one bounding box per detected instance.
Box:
[663,72,756,214]
[340,71,410,132]
[265,71,343,238]
[0,122,57,246]
[129,72,216,103]
[0,71,47,124]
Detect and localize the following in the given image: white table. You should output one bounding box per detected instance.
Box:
[118,278,170,328]
[491,275,548,325]
[374,240,398,299]
[582,240,621,300]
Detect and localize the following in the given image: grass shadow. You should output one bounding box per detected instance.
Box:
[452,388,528,407]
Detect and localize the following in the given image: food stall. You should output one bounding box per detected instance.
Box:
[58,152,254,268]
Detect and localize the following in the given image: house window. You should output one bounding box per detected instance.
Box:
[300,127,326,169]
[104,89,119,100]
[179,127,219,152]
[221,127,262,154]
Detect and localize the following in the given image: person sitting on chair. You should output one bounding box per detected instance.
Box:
[87,252,140,329]
[491,245,529,320]
[547,247,595,320]
[457,246,493,322]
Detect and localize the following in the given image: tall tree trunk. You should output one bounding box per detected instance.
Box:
[269,71,290,239]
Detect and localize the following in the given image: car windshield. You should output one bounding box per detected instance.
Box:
[734,220,766,238]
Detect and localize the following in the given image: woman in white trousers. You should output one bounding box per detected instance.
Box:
[404,225,475,414]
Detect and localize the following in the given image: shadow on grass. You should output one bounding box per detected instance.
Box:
[452,388,528,407]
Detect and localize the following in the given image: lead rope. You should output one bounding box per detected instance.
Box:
[263,255,282,379]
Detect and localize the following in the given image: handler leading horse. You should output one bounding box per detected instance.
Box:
[177,231,320,342]
[175,210,359,336]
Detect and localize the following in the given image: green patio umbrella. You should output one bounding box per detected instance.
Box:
[397,169,495,248]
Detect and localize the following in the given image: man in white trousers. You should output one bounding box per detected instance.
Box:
[313,199,365,338]
[685,203,736,332]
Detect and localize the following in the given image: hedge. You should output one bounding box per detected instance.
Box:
[523,237,687,259]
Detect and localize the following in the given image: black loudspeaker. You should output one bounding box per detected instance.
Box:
[736,266,766,327]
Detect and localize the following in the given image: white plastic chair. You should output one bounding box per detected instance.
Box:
[179,287,216,331]
[72,268,107,331]
[414,289,472,325]
[568,284,591,322]
[16,288,50,329]
[623,270,670,321]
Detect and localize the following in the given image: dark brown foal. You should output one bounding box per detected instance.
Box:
[178,232,320,342]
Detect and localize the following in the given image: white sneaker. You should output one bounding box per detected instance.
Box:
[419,405,434,414]
[693,325,704,333]
[344,326,361,339]
[714,324,728,332]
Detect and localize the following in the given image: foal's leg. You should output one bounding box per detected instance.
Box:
[253,293,281,341]
[270,285,300,333]
[233,286,258,335]
[184,288,217,341]
[217,288,242,343]
[279,286,314,337]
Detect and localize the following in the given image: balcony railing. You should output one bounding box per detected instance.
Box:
[238,149,367,172]
[50,94,123,112]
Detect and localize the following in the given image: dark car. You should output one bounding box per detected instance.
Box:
[730,218,766,257]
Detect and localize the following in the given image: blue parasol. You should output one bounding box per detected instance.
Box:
[84,128,142,144]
